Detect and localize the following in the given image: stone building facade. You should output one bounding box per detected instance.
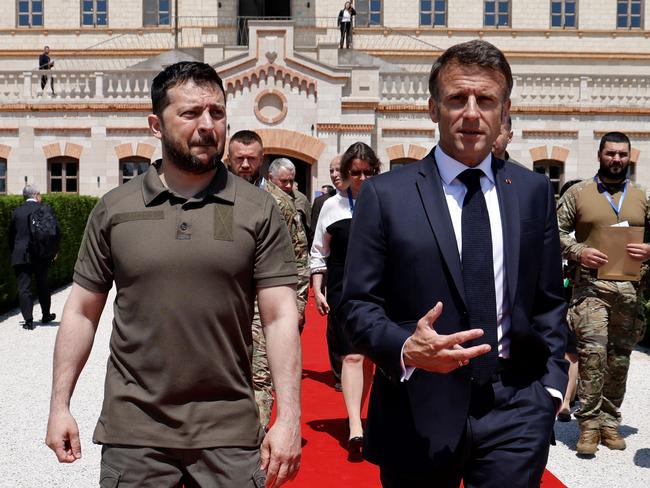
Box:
[1,0,649,196]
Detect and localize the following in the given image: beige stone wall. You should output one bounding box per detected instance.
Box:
[513,0,549,29]
[448,0,484,29]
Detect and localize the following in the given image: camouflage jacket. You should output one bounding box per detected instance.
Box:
[264,180,309,273]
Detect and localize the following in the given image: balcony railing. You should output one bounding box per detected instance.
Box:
[1,70,155,102]
[3,69,650,110]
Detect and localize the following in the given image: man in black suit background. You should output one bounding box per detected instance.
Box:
[9,184,58,330]
[340,40,567,487]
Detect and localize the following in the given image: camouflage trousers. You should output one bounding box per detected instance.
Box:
[568,280,646,429]
[296,269,309,330]
[252,276,308,429]
[251,300,273,429]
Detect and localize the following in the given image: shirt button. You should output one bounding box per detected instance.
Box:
[180,222,188,231]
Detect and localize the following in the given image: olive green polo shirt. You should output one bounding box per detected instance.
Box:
[74,160,297,449]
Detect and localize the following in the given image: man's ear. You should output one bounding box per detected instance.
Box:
[501,99,511,126]
[428,98,439,124]
[148,114,163,141]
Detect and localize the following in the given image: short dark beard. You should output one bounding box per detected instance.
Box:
[598,166,628,183]
[162,134,222,175]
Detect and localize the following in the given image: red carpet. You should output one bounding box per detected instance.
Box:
[286,293,567,487]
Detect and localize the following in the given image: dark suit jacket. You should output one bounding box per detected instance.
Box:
[9,200,42,266]
[339,151,568,471]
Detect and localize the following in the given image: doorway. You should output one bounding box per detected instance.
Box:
[238,0,291,44]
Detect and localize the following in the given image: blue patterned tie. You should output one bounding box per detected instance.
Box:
[457,169,498,384]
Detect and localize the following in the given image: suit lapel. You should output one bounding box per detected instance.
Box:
[415,154,467,305]
[493,158,519,307]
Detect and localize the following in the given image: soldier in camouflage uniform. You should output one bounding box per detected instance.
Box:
[228,132,307,429]
[267,158,310,327]
[557,131,649,455]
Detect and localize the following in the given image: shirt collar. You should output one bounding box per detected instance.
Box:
[142,159,236,206]
[26,198,38,203]
[434,146,495,186]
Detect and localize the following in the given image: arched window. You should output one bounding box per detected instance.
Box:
[533,159,564,197]
[120,156,150,184]
[48,157,79,193]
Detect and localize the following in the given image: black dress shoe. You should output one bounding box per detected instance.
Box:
[22,320,34,330]
[41,313,56,324]
[347,436,363,462]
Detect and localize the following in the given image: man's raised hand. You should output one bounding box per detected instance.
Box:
[403,302,491,373]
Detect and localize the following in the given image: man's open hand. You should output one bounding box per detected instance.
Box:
[403,302,491,373]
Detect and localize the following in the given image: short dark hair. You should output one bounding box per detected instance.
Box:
[428,40,513,102]
[598,131,631,153]
[340,142,381,180]
[505,115,512,131]
[151,62,225,118]
[229,130,263,150]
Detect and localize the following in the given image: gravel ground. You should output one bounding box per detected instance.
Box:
[0,284,649,487]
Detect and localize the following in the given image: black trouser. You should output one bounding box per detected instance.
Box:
[40,73,54,93]
[326,314,342,382]
[380,367,557,488]
[14,260,51,322]
[339,22,352,48]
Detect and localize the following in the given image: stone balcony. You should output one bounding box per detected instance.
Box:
[2,69,650,112]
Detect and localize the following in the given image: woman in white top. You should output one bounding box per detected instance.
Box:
[310,142,380,461]
[337,2,356,49]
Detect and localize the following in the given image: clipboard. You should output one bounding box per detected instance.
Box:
[588,226,644,281]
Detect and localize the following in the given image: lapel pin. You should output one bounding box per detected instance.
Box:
[505,178,512,184]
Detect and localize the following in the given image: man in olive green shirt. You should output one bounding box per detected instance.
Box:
[45,62,302,487]
[557,131,649,455]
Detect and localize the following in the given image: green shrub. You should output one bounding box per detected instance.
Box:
[0,194,98,314]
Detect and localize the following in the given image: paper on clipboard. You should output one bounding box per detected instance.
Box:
[588,226,644,281]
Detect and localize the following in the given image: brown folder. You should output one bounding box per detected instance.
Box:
[588,226,644,281]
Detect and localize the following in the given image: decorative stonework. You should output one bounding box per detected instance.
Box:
[64,143,83,159]
[114,143,134,160]
[0,144,11,159]
[378,104,428,113]
[550,146,570,163]
[382,128,435,137]
[34,127,92,136]
[136,143,156,160]
[114,142,156,160]
[316,124,375,134]
[253,129,325,166]
[254,89,288,125]
[407,145,429,161]
[42,143,62,159]
[529,146,548,162]
[385,144,405,161]
[342,101,380,111]
[0,128,19,136]
[225,63,317,98]
[0,103,152,113]
[522,130,578,139]
[106,127,151,135]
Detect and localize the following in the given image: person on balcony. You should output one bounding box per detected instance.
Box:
[38,46,55,96]
[337,2,356,49]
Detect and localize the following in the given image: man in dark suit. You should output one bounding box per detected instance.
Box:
[9,184,58,330]
[339,40,568,487]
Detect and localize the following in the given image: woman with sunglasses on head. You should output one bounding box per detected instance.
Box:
[310,142,380,461]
